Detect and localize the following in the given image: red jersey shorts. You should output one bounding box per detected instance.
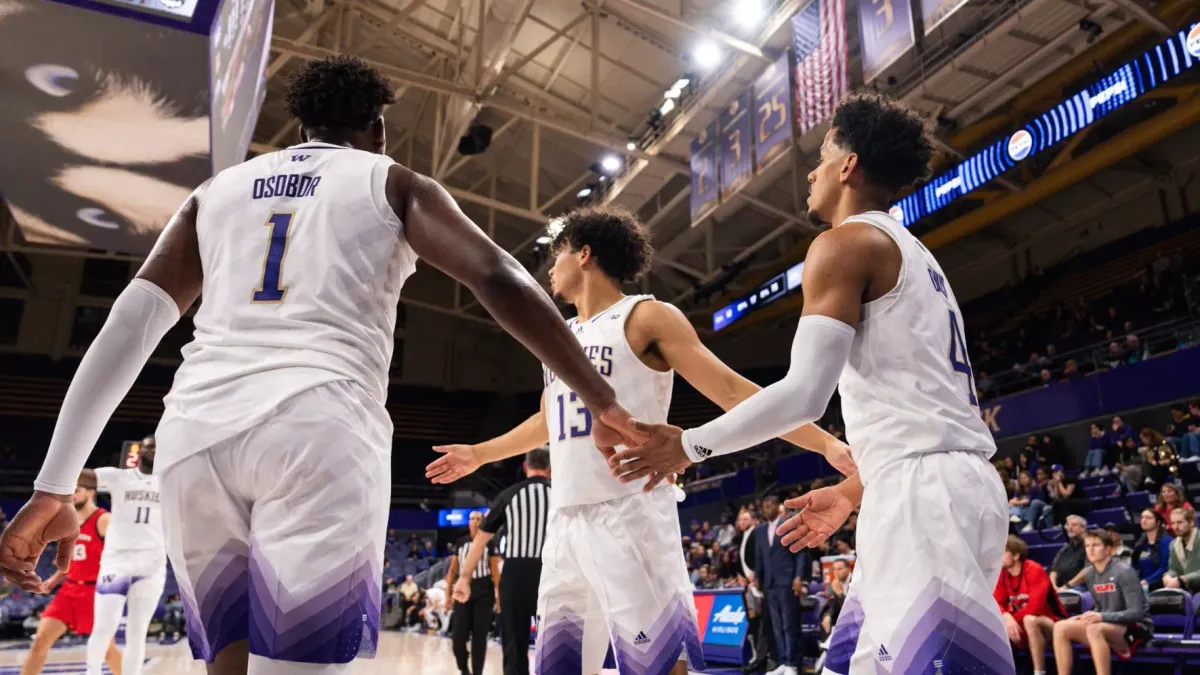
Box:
[42,580,97,635]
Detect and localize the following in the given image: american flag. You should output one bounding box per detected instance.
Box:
[792,0,848,137]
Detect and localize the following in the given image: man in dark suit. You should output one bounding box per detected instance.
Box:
[755,494,809,675]
[737,507,773,673]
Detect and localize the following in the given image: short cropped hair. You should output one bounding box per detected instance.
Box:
[525,447,550,471]
[830,93,935,195]
[1005,535,1027,560]
[550,206,653,284]
[1083,529,1115,547]
[285,55,395,133]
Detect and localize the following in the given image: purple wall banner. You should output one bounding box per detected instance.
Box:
[719,90,754,200]
[753,53,793,172]
[689,121,720,223]
[858,0,915,82]
[921,0,970,34]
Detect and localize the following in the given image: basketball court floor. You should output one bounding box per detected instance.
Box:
[0,632,732,674]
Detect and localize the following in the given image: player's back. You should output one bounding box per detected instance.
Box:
[158,142,417,471]
[542,295,673,510]
[837,211,995,483]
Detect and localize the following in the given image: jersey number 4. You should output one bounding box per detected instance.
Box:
[252,212,294,303]
[556,392,592,440]
[947,310,978,406]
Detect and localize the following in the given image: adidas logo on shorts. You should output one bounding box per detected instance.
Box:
[692,445,713,458]
[877,645,892,662]
[634,631,651,646]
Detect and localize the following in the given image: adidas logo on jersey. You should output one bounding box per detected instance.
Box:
[692,444,713,458]
[877,645,892,662]
[634,631,651,646]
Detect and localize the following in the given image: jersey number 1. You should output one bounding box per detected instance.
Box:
[252,212,294,303]
[947,310,978,406]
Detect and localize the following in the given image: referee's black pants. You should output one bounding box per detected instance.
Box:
[453,579,494,675]
[499,559,541,675]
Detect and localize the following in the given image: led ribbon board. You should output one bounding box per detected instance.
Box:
[889,24,1200,227]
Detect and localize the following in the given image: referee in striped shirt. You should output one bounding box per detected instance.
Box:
[448,510,499,675]
[453,447,550,675]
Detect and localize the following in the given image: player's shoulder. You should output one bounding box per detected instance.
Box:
[626,296,689,332]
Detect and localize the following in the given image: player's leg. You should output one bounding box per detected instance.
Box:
[19,616,67,675]
[845,452,1015,675]
[533,507,608,675]
[105,641,123,675]
[1050,619,1087,675]
[159,441,254,675]
[240,381,390,673]
[1022,615,1054,673]
[85,587,128,675]
[122,564,167,675]
[1085,623,1127,675]
[575,487,704,675]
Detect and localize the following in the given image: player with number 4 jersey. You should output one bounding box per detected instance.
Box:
[608,95,1012,675]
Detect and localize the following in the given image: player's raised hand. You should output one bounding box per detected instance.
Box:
[777,487,854,552]
[0,492,78,593]
[591,402,648,454]
[426,445,482,484]
[607,422,691,491]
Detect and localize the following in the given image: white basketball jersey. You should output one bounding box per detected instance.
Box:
[157,143,417,472]
[837,212,996,484]
[93,467,165,554]
[542,295,673,510]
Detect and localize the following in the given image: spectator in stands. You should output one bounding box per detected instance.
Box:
[1116,436,1147,492]
[423,540,438,558]
[1052,530,1152,675]
[399,574,419,616]
[1140,428,1178,485]
[1132,509,1172,592]
[1060,359,1081,381]
[1038,369,1052,387]
[994,536,1065,675]
[407,541,421,559]
[820,559,852,640]
[1048,465,1089,526]
[1009,471,1037,526]
[1165,404,1198,458]
[1163,507,1200,591]
[1083,424,1107,475]
[1108,416,1135,446]
[162,594,184,641]
[1155,483,1191,534]
[716,513,736,548]
[1050,515,1089,591]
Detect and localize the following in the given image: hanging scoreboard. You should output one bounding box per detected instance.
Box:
[689,121,721,222]
[719,91,754,199]
[753,53,793,172]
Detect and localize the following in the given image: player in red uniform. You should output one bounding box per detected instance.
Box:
[20,476,121,675]
[994,535,1066,675]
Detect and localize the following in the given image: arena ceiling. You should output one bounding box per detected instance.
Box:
[2,0,1197,328]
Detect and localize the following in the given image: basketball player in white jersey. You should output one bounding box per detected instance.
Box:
[426,205,855,674]
[608,94,1013,675]
[0,55,643,675]
[83,437,166,675]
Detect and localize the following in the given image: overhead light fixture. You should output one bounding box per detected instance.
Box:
[600,155,621,173]
[692,40,721,71]
[577,187,593,198]
[659,98,676,115]
[626,141,637,151]
[671,77,691,90]
[664,87,683,100]
[535,235,552,245]
[733,0,764,30]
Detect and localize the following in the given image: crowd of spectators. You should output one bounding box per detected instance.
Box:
[970,251,1199,401]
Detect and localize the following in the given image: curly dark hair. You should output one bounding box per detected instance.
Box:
[830,93,935,195]
[550,206,653,284]
[284,55,395,133]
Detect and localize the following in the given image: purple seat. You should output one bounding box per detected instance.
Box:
[1148,588,1193,639]
[1039,527,1066,542]
[1086,506,1129,528]
[808,581,821,596]
[1058,589,1086,616]
[1026,543,1061,568]
[1084,483,1120,500]
[1126,491,1154,512]
[1019,530,1042,546]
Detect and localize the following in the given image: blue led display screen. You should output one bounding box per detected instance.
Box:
[889,25,1199,228]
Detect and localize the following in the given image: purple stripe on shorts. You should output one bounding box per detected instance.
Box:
[886,580,1014,675]
[179,539,381,664]
[97,575,141,596]
[609,593,705,675]
[534,611,585,674]
[825,595,863,675]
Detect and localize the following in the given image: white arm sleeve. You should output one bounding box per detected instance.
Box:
[34,279,180,494]
[680,315,854,462]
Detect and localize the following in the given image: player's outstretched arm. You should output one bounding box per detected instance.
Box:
[608,224,886,488]
[426,396,549,484]
[628,300,856,477]
[0,185,206,592]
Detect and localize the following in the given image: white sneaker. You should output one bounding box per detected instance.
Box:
[781,667,799,675]
[1021,523,1034,533]
[766,666,788,675]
